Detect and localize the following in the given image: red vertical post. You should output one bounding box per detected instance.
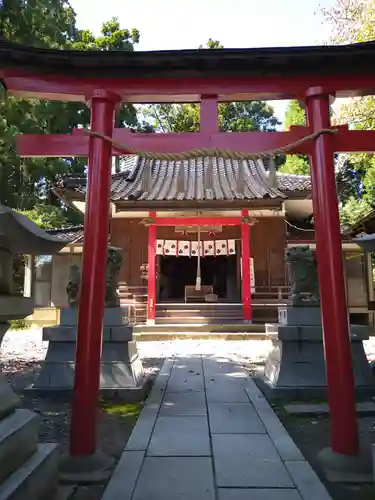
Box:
[305,88,358,456]
[70,90,120,457]
[147,211,157,325]
[200,95,218,133]
[241,209,252,322]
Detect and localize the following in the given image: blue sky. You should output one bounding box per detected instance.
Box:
[70,0,336,122]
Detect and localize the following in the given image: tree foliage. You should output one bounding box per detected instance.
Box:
[339,196,372,230]
[144,40,280,135]
[320,0,375,227]
[18,204,69,229]
[0,3,144,221]
[279,100,310,175]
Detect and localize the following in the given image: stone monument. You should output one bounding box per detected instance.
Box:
[32,247,149,399]
[256,245,375,400]
[0,204,67,499]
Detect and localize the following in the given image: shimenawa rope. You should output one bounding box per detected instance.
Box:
[85,128,337,162]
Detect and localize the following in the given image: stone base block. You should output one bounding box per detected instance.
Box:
[256,324,375,400]
[265,323,370,341]
[0,409,39,485]
[255,375,375,401]
[59,307,129,327]
[0,372,20,419]
[59,451,114,485]
[0,443,59,500]
[31,328,149,400]
[278,306,322,326]
[318,445,373,483]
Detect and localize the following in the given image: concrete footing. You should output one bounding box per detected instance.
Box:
[30,308,149,400]
[318,445,373,483]
[59,451,114,485]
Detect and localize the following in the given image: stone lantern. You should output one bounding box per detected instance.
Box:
[0,204,68,499]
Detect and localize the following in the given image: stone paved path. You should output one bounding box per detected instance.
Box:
[103,355,332,500]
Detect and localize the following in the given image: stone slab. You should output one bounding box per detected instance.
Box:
[218,490,302,500]
[202,356,248,378]
[0,409,39,484]
[101,451,145,500]
[132,457,215,500]
[285,401,375,416]
[0,443,59,500]
[111,360,174,451]
[205,376,249,403]
[43,326,111,342]
[256,372,375,401]
[166,364,204,393]
[278,307,322,326]
[147,416,210,457]
[126,404,159,451]
[208,402,266,434]
[146,359,174,405]
[160,392,207,416]
[110,326,134,341]
[265,324,370,341]
[212,433,294,488]
[43,326,133,342]
[244,383,305,462]
[0,374,20,419]
[0,297,34,322]
[60,307,129,326]
[285,461,332,500]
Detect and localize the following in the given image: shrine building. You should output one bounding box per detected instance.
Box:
[25,156,370,327]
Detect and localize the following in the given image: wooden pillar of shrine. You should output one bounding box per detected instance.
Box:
[305,88,358,456]
[69,90,120,457]
[147,211,157,325]
[241,209,252,322]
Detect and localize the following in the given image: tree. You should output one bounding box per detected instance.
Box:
[18,204,69,229]
[0,4,144,215]
[144,40,280,135]
[320,0,375,220]
[339,196,372,229]
[279,100,310,175]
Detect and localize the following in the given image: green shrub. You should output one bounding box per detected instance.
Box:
[9,319,30,330]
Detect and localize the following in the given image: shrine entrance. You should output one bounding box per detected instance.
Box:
[159,254,238,301]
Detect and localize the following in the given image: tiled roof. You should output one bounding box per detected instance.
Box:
[59,157,311,202]
[46,225,84,244]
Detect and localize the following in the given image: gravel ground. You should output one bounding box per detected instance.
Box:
[2,328,375,499]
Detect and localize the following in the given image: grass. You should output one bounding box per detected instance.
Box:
[101,402,143,419]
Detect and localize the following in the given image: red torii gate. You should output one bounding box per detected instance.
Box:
[2,40,375,469]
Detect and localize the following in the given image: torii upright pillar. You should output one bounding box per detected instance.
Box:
[68,90,121,464]
[305,88,358,457]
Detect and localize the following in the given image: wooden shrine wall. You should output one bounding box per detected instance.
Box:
[251,218,287,287]
[110,219,148,287]
[110,217,287,289]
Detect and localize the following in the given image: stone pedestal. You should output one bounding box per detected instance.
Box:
[0,306,58,499]
[31,308,149,400]
[256,306,375,400]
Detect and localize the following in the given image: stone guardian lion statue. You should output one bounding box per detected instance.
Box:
[285,246,320,306]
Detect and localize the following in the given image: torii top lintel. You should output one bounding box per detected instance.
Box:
[2,39,375,102]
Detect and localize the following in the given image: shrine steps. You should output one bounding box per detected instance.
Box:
[133,322,271,341]
[155,302,277,325]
